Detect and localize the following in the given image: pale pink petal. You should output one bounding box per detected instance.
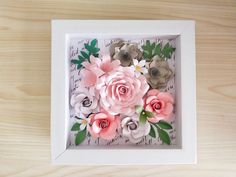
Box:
[81,69,97,87]
[162,102,174,116]
[157,92,174,104]
[145,104,154,112]
[92,121,102,133]
[94,112,108,119]
[147,89,160,97]
[145,96,157,104]
[100,121,118,140]
[87,126,99,139]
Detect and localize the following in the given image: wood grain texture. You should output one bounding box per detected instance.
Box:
[0,0,235,176]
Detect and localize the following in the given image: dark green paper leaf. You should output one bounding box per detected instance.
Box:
[78,55,85,61]
[84,43,91,51]
[71,59,80,64]
[71,123,81,131]
[157,127,171,145]
[149,125,156,138]
[156,120,173,130]
[90,39,98,47]
[75,129,87,145]
[80,51,89,59]
[90,47,100,54]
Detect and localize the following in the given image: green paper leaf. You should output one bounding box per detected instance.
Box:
[71,59,80,64]
[162,43,175,59]
[75,129,87,145]
[154,43,161,57]
[71,123,81,131]
[80,51,89,59]
[156,120,173,130]
[90,39,98,47]
[145,111,154,118]
[90,47,100,54]
[72,39,100,70]
[142,40,175,60]
[157,127,171,145]
[71,56,85,69]
[93,53,99,57]
[135,105,143,115]
[141,40,155,59]
[139,112,147,124]
[78,55,85,61]
[84,43,91,51]
[149,125,156,138]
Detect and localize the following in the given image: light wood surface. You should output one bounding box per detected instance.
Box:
[0,0,236,176]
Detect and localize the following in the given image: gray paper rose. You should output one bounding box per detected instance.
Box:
[70,86,98,115]
[110,40,143,67]
[121,115,150,143]
[145,56,173,89]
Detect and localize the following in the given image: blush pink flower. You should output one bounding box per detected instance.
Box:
[144,89,174,123]
[87,111,120,140]
[97,67,149,116]
[80,55,121,87]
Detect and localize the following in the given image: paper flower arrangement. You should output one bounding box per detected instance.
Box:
[70,39,176,146]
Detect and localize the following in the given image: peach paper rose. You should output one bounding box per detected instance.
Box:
[144,89,174,123]
[87,112,120,140]
[97,67,149,116]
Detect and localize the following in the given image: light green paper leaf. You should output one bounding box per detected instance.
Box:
[75,129,87,145]
[145,111,154,118]
[135,105,143,115]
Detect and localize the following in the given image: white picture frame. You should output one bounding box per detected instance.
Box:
[51,20,196,165]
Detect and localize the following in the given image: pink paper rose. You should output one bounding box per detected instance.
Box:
[87,111,120,140]
[144,89,174,123]
[80,55,121,87]
[97,67,149,116]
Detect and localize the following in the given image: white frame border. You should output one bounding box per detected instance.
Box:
[51,20,196,165]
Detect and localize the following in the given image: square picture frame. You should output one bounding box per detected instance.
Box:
[51,20,196,165]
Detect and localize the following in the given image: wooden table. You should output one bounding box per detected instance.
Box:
[0,0,236,176]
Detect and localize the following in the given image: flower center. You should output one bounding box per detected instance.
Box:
[153,101,162,110]
[99,119,110,129]
[81,119,87,124]
[82,97,92,107]
[135,65,142,72]
[127,121,137,130]
[149,67,159,77]
[118,86,128,95]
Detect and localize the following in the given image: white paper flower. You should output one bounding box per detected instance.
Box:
[77,117,91,130]
[70,86,98,115]
[121,115,151,143]
[130,59,148,77]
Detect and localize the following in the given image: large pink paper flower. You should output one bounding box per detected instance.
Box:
[144,89,174,123]
[87,111,120,140]
[97,67,149,116]
[80,55,121,87]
